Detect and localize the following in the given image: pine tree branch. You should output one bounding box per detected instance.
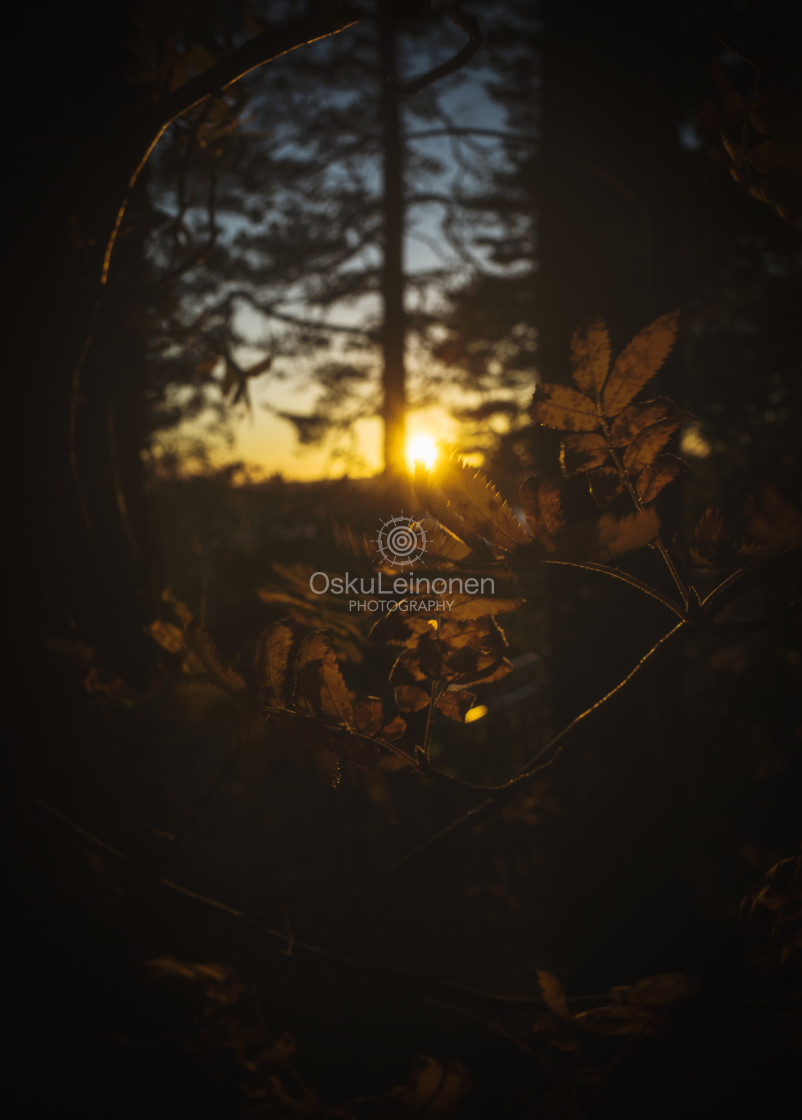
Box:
[397,13,484,97]
[103,13,361,285]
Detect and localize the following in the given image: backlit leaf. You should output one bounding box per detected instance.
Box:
[149,620,185,656]
[609,396,685,446]
[560,432,609,475]
[437,689,476,722]
[601,311,679,416]
[609,973,697,1006]
[637,454,684,503]
[354,696,385,735]
[538,970,570,1018]
[317,647,355,727]
[570,317,611,396]
[531,383,600,432]
[741,486,802,552]
[689,508,734,568]
[622,418,681,474]
[421,455,531,552]
[185,620,247,698]
[255,620,299,707]
[597,507,660,557]
[587,466,624,507]
[519,477,565,549]
[395,684,431,713]
[445,593,523,620]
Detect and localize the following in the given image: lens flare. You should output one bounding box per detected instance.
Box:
[406,433,439,472]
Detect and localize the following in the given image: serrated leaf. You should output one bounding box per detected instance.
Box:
[255,620,299,707]
[317,648,355,727]
[641,454,684,502]
[267,710,341,788]
[519,477,565,549]
[601,311,679,416]
[446,593,523,620]
[742,486,802,550]
[389,648,428,685]
[395,684,431,713]
[587,466,624,507]
[437,689,477,722]
[597,507,660,557]
[689,507,733,568]
[712,58,746,122]
[421,456,531,552]
[370,612,432,647]
[185,619,247,697]
[610,973,697,1006]
[149,620,185,656]
[609,396,684,446]
[354,696,385,735]
[637,454,684,503]
[381,715,407,741]
[560,433,609,475]
[291,632,354,727]
[538,971,570,1018]
[570,317,611,396]
[531,383,600,432]
[477,657,513,683]
[622,418,681,474]
[574,1002,660,1037]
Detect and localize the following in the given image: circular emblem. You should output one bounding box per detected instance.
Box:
[374,514,428,567]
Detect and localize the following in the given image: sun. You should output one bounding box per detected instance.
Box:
[406,433,439,472]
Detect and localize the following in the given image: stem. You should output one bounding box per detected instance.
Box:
[542,558,686,619]
[599,413,690,608]
[327,621,687,944]
[422,680,441,766]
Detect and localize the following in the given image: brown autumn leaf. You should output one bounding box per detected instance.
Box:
[292,632,355,727]
[608,973,697,1006]
[570,317,611,396]
[597,507,660,557]
[381,715,407,741]
[266,709,341,788]
[689,507,734,568]
[255,619,300,707]
[149,619,185,656]
[609,396,685,446]
[622,417,682,475]
[395,684,431,713]
[574,1002,661,1037]
[530,382,600,432]
[185,619,247,698]
[519,477,565,549]
[354,696,385,735]
[412,616,511,686]
[740,486,802,553]
[587,466,625,508]
[560,432,610,475]
[537,970,570,1019]
[636,454,684,503]
[369,611,432,648]
[317,647,355,727]
[420,455,530,552]
[601,311,679,417]
[444,593,523,620]
[437,689,477,722]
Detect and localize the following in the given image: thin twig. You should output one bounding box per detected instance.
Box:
[542,559,686,619]
[397,15,483,98]
[327,622,687,946]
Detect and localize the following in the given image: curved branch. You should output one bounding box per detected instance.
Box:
[328,621,688,945]
[102,13,361,285]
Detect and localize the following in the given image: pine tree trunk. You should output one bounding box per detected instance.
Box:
[378,10,407,478]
